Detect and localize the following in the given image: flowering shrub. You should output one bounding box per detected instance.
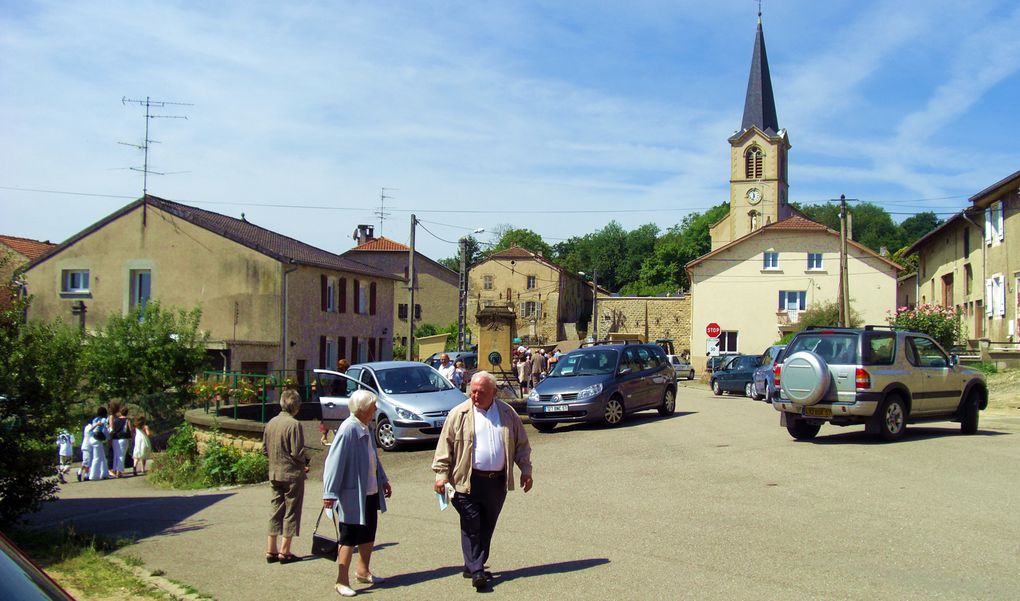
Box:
[888,304,962,350]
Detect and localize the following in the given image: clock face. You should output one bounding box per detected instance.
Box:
[747,188,762,204]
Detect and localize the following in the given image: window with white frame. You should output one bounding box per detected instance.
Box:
[807,253,823,270]
[527,275,537,289]
[483,275,493,290]
[986,201,1004,245]
[779,290,807,312]
[522,301,541,318]
[326,278,336,312]
[61,269,90,293]
[325,339,337,369]
[763,252,779,270]
[129,269,151,312]
[718,331,739,353]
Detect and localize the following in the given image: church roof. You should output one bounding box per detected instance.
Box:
[739,15,779,136]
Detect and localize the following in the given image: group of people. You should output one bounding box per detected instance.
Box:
[435,353,469,390]
[514,346,561,394]
[72,403,153,482]
[262,370,533,596]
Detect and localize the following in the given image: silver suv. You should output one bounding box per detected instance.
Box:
[772,326,987,441]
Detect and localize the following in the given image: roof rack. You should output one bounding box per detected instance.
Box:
[803,325,854,331]
[864,325,911,331]
[580,339,643,347]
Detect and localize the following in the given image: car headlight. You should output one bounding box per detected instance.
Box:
[528,389,539,402]
[395,407,423,421]
[576,383,603,400]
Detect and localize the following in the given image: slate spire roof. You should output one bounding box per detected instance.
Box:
[740,13,779,135]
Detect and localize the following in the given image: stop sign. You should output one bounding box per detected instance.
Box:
[706,322,721,338]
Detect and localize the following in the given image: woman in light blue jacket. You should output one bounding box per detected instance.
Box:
[322,390,392,597]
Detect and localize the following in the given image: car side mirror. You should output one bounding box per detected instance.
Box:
[949,354,958,367]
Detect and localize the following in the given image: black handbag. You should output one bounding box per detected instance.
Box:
[311,507,339,561]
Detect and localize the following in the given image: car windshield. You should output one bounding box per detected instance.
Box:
[549,350,618,376]
[375,366,453,394]
[787,333,859,364]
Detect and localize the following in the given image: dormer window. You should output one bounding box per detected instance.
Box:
[745,146,763,179]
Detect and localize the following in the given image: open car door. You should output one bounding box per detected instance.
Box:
[314,368,380,431]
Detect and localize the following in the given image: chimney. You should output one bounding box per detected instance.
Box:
[353,224,375,246]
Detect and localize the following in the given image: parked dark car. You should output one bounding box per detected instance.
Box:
[710,354,761,397]
[527,342,676,432]
[706,354,740,374]
[751,345,786,401]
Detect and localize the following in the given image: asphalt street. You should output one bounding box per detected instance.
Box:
[33,382,1020,601]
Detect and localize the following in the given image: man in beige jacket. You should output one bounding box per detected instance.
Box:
[432,371,533,590]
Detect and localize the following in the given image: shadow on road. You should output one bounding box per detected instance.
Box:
[29,493,235,540]
[544,411,696,434]
[799,425,1010,445]
[378,557,610,590]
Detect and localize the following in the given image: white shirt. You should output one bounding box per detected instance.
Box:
[437,362,455,382]
[354,420,379,495]
[472,403,506,472]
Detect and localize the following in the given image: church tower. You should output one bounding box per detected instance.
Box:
[709,12,793,250]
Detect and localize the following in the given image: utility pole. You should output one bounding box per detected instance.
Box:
[407,214,417,360]
[837,194,850,327]
[458,236,468,352]
[592,268,599,340]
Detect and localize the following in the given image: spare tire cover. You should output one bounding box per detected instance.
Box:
[780,351,830,405]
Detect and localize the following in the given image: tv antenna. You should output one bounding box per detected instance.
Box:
[120,96,192,197]
[375,187,395,233]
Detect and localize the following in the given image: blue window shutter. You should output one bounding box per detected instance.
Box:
[799,291,807,310]
[778,291,784,309]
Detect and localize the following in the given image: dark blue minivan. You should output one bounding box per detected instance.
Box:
[526,342,676,432]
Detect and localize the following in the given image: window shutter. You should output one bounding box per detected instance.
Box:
[320,275,327,311]
[985,208,993,245]
[338,336,346,360]
[798,291,807,310]
[996,277,1006,316]
[414,304,421,319]
[368,338,376,362]
[398,304,407,319]
[985,279,994,315]
[339,277,347,313]
[997,203,1004,242]
[370,282,377,315]
[319,336,326,368]
[353,279,361,314]
[778,291,784,309]
[351,336,358,362]
[536,301,542,319]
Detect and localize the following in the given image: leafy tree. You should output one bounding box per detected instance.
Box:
[0,257,86,524]
[83,301,208,430]
[438,235,483,272]
[899,212,943,243]
[552,221,658,293]
[486,225,551,258]
[797,202,904,253]
[889,304,962,350]
[890,246,918,275]
[777,301,862,344]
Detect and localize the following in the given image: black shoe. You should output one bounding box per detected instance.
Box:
[76,471,82,482]
[471,571,489,590]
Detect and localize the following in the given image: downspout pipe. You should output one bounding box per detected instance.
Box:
[282,263,299,372]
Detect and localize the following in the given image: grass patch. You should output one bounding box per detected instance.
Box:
[7,527,169,600]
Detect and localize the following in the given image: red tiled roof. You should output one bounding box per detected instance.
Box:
[0,235,56,260]
[762,215,828,231]
[351,237,410,252]
[489,245,540,259]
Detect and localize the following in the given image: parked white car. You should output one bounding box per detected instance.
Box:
[668,355,696,380]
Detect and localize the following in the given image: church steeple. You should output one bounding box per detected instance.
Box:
[740,13,779,135]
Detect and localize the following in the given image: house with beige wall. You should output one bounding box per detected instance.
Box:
[342,225,460,349]
[23,196,398,378]
[468,245,591,345]
[905,169,1019,344]
[687,217,900,373]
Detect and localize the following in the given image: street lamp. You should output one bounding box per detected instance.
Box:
[578,269,598,341]
[457,228,485,351]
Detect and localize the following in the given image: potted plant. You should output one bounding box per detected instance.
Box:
[233,379,258,405]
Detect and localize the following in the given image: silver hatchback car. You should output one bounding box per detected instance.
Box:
[316,361,468,451]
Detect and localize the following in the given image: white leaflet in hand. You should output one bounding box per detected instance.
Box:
[436,491,449,511]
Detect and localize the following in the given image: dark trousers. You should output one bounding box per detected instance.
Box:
[452,471,507,575]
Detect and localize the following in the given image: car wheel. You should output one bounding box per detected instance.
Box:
[688,370,695,381]
[786,417,821,440]
[533,421,557,433]
[658,388,676,416]
[960,392,979,435]
[603,396,624,426]
[711,380,722,396]
[877,395,907,442]
[744,382,754,398]
[375,415,399,451]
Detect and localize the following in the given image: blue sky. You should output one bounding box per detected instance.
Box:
[2,0,1019,261]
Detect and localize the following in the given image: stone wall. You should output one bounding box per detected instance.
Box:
[186,408,265,455]
[596,295,692,354]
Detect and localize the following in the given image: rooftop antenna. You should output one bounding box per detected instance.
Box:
[120,96,192,199]
[375,187,395,234]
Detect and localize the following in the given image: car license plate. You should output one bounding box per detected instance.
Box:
[433,419,445,428]
[544,405,568,413]
[804,406,831,417]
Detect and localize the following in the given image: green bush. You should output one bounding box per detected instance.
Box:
[971,362,998,375]
[200,440,241,486]
[165,422,199,460]
[234,452,268,484]
[889,304,962,350]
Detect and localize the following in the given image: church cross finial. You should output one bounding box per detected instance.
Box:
[757,0,762,23]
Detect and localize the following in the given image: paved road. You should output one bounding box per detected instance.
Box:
[34,383,1020,601]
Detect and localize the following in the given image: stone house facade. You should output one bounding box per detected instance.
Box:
[595,295,692,354]
[23,196,398,377]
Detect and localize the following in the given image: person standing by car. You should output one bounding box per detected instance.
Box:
[323,390,392,597]
[263,389,308,564]
[432,371,533,591]
[530,350,546,386]
[436,353,456,383]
